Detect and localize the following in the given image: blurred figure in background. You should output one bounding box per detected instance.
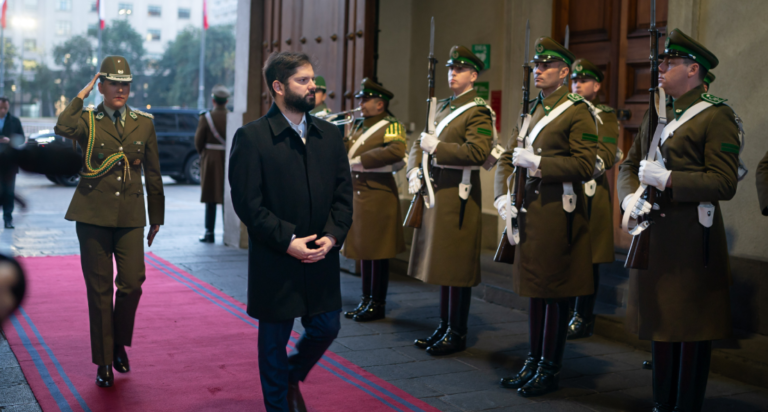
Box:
[309,76,331,117]
[195,85,231,243]
[0,254,25,323]
[0,97,26,229]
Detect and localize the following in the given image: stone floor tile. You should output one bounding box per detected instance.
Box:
[415,369,513,396]
[363,359,475,380]
[419,396,465,412]
[335,330,434,351]
[563,369,652,393]
[0,385,37,407]
[337,348,417,367]
[0,367,28,388]
[387,378,443,398]
[703,390,768,412]
[440,388,532,410]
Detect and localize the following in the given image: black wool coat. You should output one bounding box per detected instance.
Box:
[3,114,25,174]
[229,103,353,322]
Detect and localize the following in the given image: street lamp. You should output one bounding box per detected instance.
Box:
[12,17,36,117]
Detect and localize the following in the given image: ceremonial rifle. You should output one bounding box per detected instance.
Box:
[625,0,661,269]
[404,17,437,228]
[494,20,531,264]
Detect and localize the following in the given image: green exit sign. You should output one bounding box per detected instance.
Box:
[472,44,491,70]
[474,82,489,100]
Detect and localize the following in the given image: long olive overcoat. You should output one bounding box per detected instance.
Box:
[195,106,228,204]
[587,103,620,264]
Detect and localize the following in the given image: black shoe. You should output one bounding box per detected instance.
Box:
[566,313,595,340]
[353,300,385,322]
[643,360,653,370]
[414,321,447,349]
[4,221,13,229]
[518,360,560,397]
[425,327,466,356]
[113,345,130,373]
[199,231,214,243]
[344,296,371,319]
[96,365,114,387]
[653,406,674,412]
[287,381,307,412]
[500,356,538,389]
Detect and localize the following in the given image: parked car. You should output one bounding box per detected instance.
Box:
[26,107,203,186]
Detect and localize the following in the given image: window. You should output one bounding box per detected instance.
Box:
[178,8,191,19]
[23,39,36,52]
[87,23,98,36]
[147,29,161,42]
[152,113,176,133]
[178,113,199,131]
[90,1,96,12]
[118,3,133,16]
[23,0,38,7]
[56,21,71,36]
[148,5,161,17]
[55,0,71,11]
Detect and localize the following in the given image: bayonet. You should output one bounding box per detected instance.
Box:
[429,17,435,58]
[564,25,570,49]
[524,20,530,65]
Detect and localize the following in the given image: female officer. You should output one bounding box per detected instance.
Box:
[54,56,164,388]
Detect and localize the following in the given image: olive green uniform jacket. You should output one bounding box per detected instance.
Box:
[617,85,739,342]
[587,103,620,264]
[341,113,406,261]
[55,97,165,227]
[310,102,331,116]
[195,106,228,204]
[494,86,597,298]
[756,150,768,215]
[407,89,492,287]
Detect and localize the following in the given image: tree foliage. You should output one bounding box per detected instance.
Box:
[146,25,235,108]
[52,35,96,101]
[91,20,146,68]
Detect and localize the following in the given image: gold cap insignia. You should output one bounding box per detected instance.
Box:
[536,44,544,53]
[575,64,583,71]
[451,50,459,59]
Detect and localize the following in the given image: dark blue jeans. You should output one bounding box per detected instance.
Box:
[258,309,341,412]
[1,173,15,223]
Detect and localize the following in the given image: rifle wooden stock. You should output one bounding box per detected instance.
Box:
[403,192,424,228]
[493,228,515,263]
[625,1,659,270]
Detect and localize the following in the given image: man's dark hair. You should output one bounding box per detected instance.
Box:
[0,97,10,104]
[263,51,313,97]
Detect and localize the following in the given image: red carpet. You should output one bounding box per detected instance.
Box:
[4,253,437,412]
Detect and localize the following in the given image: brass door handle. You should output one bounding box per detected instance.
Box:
[315,36,322,43]
[286,38,292,45]
[272,40,279,47]
[616,109,632,121]
[346,32,354,40]
[356,30,363,38]
[344,91,353,98]
[328,91,335,99]
[300,37,306,44]
[330,34,338,41]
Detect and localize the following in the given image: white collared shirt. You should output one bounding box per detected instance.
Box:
[104,105,127,126]
[282,112,307,144]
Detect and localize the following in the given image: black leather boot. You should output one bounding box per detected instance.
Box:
[199,203,216,242]
[96,365,114,387]
[500,356,538,389]
[344,296,371,319]
[354,300,385,322]
[518,359,560,397]
[674,341,711,412]
[287,381,308,412]
[653,341,681,412]
[113,344,130,373]
[415,286,449,349]
[426,287,471,356]
[568,265,599,340]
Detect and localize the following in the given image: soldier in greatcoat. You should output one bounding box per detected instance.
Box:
[54,56,164,388]
[494,38,597,397]
[195,85,230,243]
[407,46,493,356]
[341,78,406,322]
[617,29,740,411]
[566,59,620,339]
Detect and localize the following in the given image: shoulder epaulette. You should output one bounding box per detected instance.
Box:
[701,93,727,105]
[384,122,406,145]
[567,93,585,103]
[385,115,398,123]
[596,104,614,113]
[132,109,154,119]
[474,97,487,106]
[199,110,207,116]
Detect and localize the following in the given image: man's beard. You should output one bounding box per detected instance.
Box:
[285,87,315,113]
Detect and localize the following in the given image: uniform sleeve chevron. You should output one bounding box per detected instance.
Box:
[384,122,406,144]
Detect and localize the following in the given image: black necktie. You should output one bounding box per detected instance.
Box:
[114,114,123,138]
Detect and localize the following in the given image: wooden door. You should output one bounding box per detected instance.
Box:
[553,0,667,252]
[260,0,376,116]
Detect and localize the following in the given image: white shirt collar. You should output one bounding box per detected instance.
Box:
[281,111,307,141]
[104,105,126,122]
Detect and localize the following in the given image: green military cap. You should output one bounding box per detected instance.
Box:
[445,45,484,72]
[532,37,575,67]
[661,28,719,71]
[704,71,716,86]
[99,55,132,82]
[354,77,393,101]
[570,58,604,82]
[211,84,230,100]
[314,76,327,91]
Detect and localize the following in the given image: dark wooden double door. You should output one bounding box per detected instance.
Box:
[553,0,668,251]
[260,0,376,116]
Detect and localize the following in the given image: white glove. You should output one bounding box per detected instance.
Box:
[622,194,653,219]
[408,169,422,195]
[493,195,518,221]
[639,159,671,191]
[420,132,439,154]
[512,146,542,171]
[349,156,363,171]
[592,155,606,179]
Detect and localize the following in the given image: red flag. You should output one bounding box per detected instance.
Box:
[203,0,209,30]
[97,0,105,30]
[1,0,7,30]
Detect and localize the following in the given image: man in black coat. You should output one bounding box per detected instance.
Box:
[229,51,353,412]
[0,97,25,229]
